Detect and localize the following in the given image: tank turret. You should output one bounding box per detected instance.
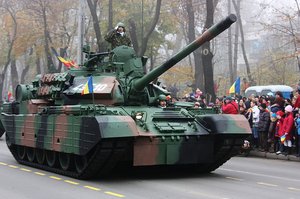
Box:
[10,14,236,108]
[113,14,236,105]
[0,14,252,180]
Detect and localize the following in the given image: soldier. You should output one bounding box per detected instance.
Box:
[194,102,200,109]
[157,94,167,108]
[104,22,132,50]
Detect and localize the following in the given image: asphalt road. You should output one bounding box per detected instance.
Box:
[0,136,299,199]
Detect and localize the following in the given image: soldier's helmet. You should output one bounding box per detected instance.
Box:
[116,22,125,28]
[158,94,166,101]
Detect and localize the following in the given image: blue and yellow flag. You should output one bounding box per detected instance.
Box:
[229,77,240,94]
[280,135,286,143]
[81,76,93,95]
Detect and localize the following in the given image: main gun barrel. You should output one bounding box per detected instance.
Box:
[132,14,237,92]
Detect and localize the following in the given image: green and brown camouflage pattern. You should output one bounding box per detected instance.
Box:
[0,14,251,179]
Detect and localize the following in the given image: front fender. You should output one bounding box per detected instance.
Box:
[196,114,252,135]
[95,115,139,138]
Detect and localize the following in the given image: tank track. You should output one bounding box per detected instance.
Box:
[7,138,131,179]
[6,136,243,178]
[193,136,242,173]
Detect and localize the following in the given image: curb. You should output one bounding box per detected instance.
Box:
[248,151,300,162]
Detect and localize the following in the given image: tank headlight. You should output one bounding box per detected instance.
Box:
[135,112,143,120]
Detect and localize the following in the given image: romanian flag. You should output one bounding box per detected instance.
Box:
[57,56,79,69]
[81,76,93,95]
[229,77,240,94]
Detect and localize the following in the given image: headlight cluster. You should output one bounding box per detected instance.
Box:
[135,112,143,120]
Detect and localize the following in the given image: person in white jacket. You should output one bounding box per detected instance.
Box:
[251,100,260,148]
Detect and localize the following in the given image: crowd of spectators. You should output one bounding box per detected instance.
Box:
[184,87,300,157]
[218,91,300,157]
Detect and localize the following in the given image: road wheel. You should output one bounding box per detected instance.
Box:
[26,147,35,162]
[75,155,88,174]
[46,150,57,167]
[59,152,71,171]
[17,145,26,160]
[36,149,45,164]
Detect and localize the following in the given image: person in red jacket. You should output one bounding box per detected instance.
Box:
[221,97,239,114]
[293,89,300,110]
[281,105,294,155]
[275,110,285,154]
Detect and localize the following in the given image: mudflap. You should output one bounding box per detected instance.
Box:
[133,136,214,166]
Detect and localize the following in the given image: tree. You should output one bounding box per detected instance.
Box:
[161,65,193,98]
[202,0,218,100]
[87,0,107,52]
[23,0,58,73]
[232,0,253,85]
[227,0,234,84]
[185,0,204,91]
[108,0,113,30]
[128,0,162,57]
[183,0,219,100]
[253,2,299,86]
[0,0,18,100]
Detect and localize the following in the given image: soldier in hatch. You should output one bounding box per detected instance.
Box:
[158,95,167,108]
[104,22,132,50]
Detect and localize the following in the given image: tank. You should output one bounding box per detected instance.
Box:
[0,14,251,179]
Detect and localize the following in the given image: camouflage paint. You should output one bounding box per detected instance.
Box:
[1,111,102,155]
[95,115,139,138]
[196,114,252,135]
[133,136,214,166]
[0,15,251,178]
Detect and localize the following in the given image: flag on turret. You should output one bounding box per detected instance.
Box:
[81,76,93,95]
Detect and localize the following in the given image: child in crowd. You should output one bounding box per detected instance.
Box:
[294,110,300,157]
[268,112,278,152]
[281,105,294,155]
[275,111,285,154]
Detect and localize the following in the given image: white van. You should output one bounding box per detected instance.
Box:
[245,85,293,99]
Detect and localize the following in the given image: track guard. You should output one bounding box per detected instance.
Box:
[196,114,252,135]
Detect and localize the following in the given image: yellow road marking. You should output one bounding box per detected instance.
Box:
[1,161,125,197]
[20,168,31,172]
[288,187,300,191]
[225,176,244,181]
[84,186,101,191]
[8,165,18,169]
[257,182,278,187]
[64,180,79,185]
[105,191,125,198]
[34,172,46,176]
[50,176,62,180]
